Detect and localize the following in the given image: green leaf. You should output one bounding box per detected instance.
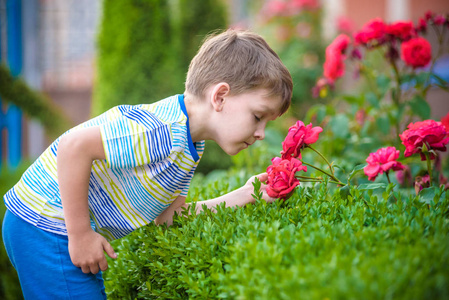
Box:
[376,74,391,96]
[431,73,449,91]
[339,185,351,199]
[366,92,379,108]
[252,177,262,202]
[317,105,327,124]
[376,115,390,135]
[408,95,430,119]
[418,187,436,204]
[357,183,387,190]
[330,114,349,138]
[415,72,429,87]
[342,95,363,105]
[348,164,366,182]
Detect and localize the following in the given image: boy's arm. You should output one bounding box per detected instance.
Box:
[154,173,275,226]
[57,126,117,274]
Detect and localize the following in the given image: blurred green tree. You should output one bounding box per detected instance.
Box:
[93,0,228,114]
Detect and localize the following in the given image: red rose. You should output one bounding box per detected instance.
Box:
[399,120,449,160]
[441,112,449,131]
[354,18,387,46]
[415,18,427,33]
[425,11,434,21]
[323,34,350,81]
[327,34,351,53]
[386,21,415,40]
[323,52,345,81]
[400,37,432,68]
[364,147,405,181]
[266,157,307,199]
[281,120,323,159]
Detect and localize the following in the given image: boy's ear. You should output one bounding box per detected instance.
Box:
[210,82,230,112]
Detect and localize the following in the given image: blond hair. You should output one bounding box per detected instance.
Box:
[185,29,293,115]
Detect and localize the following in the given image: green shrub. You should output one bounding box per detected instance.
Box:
[104,170,449,299]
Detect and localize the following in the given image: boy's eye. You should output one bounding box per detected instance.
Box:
[254,115,261,122]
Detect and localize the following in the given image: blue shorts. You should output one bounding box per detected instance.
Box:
[2,210,107,299]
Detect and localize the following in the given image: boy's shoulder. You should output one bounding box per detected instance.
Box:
[110,94,186,126]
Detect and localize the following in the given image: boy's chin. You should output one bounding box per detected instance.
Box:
[221,144,245,156]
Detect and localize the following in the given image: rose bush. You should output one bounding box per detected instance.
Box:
[299,10,449,195]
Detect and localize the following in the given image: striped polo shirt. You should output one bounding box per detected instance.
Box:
[4,94,204,241]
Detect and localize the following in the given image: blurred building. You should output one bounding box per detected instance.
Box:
[0,0,101,166]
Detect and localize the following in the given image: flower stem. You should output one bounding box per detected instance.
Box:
[425,153,434,187]
[301,161,345,186]
[307,145,334,175]
[296,175,322,180]
[385,171,392,184]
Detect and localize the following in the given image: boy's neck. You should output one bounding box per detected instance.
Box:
[183,92,211,143]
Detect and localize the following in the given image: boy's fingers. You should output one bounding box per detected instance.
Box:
[99,257,109,272]
[255,173,268,182]
[81,265,90,274]
[103,240,117,259]
[90,264,100,274]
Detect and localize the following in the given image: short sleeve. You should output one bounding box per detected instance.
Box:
[100,109,173,169]
[180,166,196,197]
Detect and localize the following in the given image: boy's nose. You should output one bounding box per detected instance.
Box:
[254,128,265,140]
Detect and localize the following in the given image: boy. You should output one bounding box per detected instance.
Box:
[2,29,293,299]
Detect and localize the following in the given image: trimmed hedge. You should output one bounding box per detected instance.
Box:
[93,0,228,115]
[105,172,449,299]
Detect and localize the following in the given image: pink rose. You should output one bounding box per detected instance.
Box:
[354,18,387,46]
[266,157,307,199]
[386,21,415,40]
[289,0,320,11]
[364,147,405,181]
[337,16,355,34]
[400,37,432,68]
[261,0,288,20]
[281,121,323,159]
[399,120,449,160]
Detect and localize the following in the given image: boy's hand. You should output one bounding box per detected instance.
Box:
[68,229,117,274]
[245,173,277,203]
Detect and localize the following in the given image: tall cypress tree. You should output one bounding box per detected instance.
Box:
[93,0,228,115]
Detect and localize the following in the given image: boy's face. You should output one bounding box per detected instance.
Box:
[212,88,282,155]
